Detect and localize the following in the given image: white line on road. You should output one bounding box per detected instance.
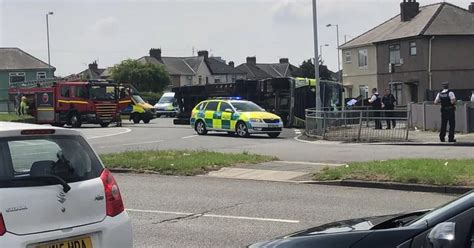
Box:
[98,140,163,148]
[126,208,300,224]
[181,135,198,139]
[84,128,132,140]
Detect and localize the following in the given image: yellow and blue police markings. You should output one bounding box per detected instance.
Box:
[191,99,283,137]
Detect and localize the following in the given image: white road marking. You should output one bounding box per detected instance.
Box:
[126,208,300,224]
[181,135,198,139]
[98,140,163,148]
[81,128,132,140]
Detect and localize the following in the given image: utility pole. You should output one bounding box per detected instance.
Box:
[46,12,54,77]
[326,24,340,82]
[312,0,321,113]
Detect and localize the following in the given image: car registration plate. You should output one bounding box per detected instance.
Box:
[267,124,279,127]
[36,236,93,248]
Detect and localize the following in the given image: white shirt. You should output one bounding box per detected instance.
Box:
[368,93,379,103]
[471,93,474,102]
[434,89,456,104]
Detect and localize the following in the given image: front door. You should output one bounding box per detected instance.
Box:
[204,101,218,129]
[218,102,233,130]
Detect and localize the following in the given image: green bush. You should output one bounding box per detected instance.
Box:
[140,91,163,105]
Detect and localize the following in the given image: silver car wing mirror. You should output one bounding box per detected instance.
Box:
[428,222,456,248]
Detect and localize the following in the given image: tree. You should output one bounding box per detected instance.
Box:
[111,59,170,92]
[294,59,333,81]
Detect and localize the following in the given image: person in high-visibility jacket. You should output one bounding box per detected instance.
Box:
[19,96,28,116]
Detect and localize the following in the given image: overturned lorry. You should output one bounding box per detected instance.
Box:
[172,77,343,128]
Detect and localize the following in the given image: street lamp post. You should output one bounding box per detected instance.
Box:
[46,12,54,77]
[312,0,321,114]
[319,44,329,64]
[326,24,340,82]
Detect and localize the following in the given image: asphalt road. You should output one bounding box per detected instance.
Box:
[117,174,456,248]
[80,118,474,163]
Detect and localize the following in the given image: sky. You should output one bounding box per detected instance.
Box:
[0,0,471,76]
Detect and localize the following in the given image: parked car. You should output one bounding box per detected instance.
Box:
[0,122,133,248]
[249,190,473,248]
[154,92,179,117]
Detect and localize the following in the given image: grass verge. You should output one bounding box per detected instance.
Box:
[101,150,277,176]
[313,159,474,186]
[0,114,34,122]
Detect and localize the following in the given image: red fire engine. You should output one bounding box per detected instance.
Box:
[8,80,129,128]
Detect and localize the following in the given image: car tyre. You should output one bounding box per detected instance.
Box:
[132,113,141,124]
[195,120,208,135]
[143,116,151,124]
[267,132,280,138]
[236,121,250,138]
[100,122,110,128]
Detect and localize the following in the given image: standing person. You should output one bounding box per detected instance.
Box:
[434,82,456,142]
[19,96,28,116]
[368,88,382,129]
[471,91,474,102]
[382,88,397,129]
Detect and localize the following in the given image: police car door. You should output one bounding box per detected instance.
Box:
[219,102,233,130]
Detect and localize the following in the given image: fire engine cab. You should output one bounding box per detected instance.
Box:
[8,80,126,128]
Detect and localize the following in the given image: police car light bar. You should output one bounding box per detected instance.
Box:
[211,97,242,100]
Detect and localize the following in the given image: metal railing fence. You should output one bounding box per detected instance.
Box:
[305,108,410,142]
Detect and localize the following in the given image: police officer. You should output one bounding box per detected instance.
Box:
[434,82,456,142]
[368,88,382,129]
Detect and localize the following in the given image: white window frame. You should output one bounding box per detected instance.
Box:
[358,49,368,68]
[344,51,352,64]
[186,76,193,85]
[359,85,369,99]
[409,41,417,56]
[9,72,26,85]
[37,71,47,80]
[389,44,401,65]
[390,82,403,105]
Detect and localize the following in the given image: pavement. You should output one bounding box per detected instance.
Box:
[116,173,456,248]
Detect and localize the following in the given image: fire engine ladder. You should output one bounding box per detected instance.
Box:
[10,78,58,89]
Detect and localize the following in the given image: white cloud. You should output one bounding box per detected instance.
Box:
[88,16,120,36]
[272,0,312,24]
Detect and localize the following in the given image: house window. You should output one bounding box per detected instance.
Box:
[214,78,221,84]
[206,77,209,84]
[391,83,403,105]
[410,41,417,56]
[345,51,352,64]
[231,75,237,83]
[359,85,369,99]
[198,75,203,85]
[186,76,193,85]
[389,44,401,64]
[9,72,26,85]
[358,49,368,68]
[37,72,47,80]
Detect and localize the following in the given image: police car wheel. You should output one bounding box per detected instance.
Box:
[236,122,250,138]
[195,121,208,135]
[267,132,280,138]
[132,113,141,124]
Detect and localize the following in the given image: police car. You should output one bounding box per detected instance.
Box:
[190,98,283,138]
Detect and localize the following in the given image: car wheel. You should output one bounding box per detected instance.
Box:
[143,116,151,124]
[100,122,110,128]
[132,113,141,124]
[70,113,82,128]
[267,132,280,138]
[236,122,250,138]
[195,120,208,135]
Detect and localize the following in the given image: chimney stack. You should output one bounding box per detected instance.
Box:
[197,50,209,59]
[149,48,162,60]
[246,56,257,65]
[228,61,235,67]
[469,2,474,13]
[400,0,420,22]
[88,61,98,70]
[279,58,289,64]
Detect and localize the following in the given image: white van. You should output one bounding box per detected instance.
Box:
[0,122,133,248]
[154,92,179,117]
